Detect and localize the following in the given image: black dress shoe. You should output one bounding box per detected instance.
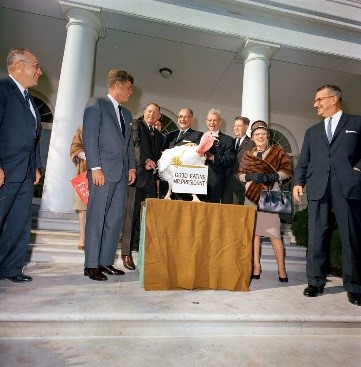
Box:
[251,274,260,279]
[347,292,361,306]
[99,265,125,276]
[6,274,33,283]
[303,284,324,297]
[84,267,107,281]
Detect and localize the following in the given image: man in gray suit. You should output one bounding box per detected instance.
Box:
[82,70,136,281]
[293,84,361,306]
[222,116,255,204]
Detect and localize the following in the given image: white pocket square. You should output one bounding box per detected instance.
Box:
[183,140,191,142]
[345,130,357,133]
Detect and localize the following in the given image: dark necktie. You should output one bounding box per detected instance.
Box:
[24,90,30,105]
[235,138,240,150]
[177,130,185,142]
[326,117,333,143]
[118,105,126,137]
[149,125,154,134]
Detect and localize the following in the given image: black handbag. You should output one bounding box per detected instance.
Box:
[257,184,292,215]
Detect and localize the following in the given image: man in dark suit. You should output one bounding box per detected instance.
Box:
[0,48,42,283]
[293,84,361,306]
[121,103,163,270]
[222,116,255,204]
[163,108,203,150]
[82,70,136,281]
[161,107,203,200]
[204,108,235,203]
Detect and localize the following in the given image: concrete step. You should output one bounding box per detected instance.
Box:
[0,264,359,340]
[258,255,306,272]
[28,229,306,271]
[30,229,79,245]
[27,244,123,263]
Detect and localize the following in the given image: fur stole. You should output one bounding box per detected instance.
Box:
[239,144,293,205]
[70,126,87,175]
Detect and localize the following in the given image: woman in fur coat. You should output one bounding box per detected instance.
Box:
[239,120,293,282]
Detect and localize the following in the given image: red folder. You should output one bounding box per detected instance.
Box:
[70,171,89,205]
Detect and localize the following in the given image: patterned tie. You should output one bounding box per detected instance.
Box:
[149,125,154,134]
[24,90,30,105]
[326,117,333,143]
[118,105,126,137]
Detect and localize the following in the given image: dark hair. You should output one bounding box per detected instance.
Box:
[107,70,134,88]
[7,48,31,67]
[234,116,250,125]
[317,85,342,102]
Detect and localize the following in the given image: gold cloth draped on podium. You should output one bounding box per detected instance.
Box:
[138,199,256,291]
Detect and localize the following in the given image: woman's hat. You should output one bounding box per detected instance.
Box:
[250,120,269,136]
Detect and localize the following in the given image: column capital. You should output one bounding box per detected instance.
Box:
[236,38,280,64]
[60,1,105,38]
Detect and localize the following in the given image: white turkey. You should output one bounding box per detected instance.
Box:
[157,131,218,201]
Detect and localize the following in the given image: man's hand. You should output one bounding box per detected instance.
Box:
[0,168,5,187]
[92,169,105,186]
[145,159,156,171]
[205,152,214,161]
[293,185,303,203]
[34,169,42,185]
[128,169,136,185]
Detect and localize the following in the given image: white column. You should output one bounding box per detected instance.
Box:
[40,4,104,213]
[240,39,279,125]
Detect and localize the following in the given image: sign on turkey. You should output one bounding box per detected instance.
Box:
[172,166,208,194]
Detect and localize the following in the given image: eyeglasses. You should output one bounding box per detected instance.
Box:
[313,95,334,104]
[20,60,41,70]
[253,132,268,137]
[178,115,192,119]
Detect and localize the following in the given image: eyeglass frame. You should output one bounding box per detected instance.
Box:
[177,115,192,119]
[20,59,41,70]
[313,95,335,105]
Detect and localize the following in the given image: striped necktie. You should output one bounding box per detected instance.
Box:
[326,117,333,143]
[118,105,126,137]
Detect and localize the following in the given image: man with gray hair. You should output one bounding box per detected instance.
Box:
[204,108,235,203]
[0,48,42,282]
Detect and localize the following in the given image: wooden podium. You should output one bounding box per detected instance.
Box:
[138,199,256,291]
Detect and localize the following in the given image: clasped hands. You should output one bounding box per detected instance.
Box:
[245,172,279,184]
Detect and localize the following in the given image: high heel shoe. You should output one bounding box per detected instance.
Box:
[251,269,262,279]
[279,274,288,283]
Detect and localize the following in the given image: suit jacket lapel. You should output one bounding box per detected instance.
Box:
[105,98,123,139]
[8,77,33,112]
[331,113,348,143]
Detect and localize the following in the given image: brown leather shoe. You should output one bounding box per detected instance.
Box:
[84,267,107,281]
[121,255,136,270]
[99,265,125,276]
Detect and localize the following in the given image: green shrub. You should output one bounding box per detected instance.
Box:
[291,208,309,248]
[291,207,343,276]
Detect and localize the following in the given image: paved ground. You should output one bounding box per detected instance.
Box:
[0,261,360,367]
